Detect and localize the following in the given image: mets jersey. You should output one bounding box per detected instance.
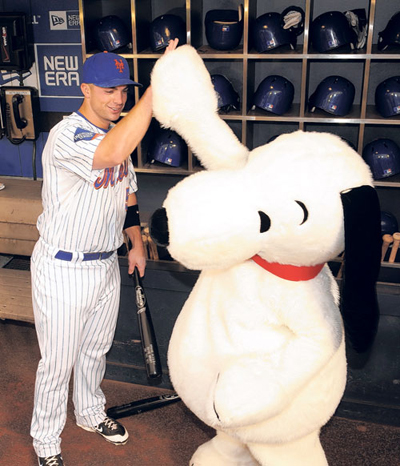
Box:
[37,111,137,253]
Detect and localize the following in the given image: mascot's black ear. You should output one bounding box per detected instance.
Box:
[150,207,170,247]
[340,185,382,354]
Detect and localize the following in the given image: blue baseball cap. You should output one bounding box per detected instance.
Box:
[81,52,142,88]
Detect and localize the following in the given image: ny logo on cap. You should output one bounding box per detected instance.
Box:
[114,58,125,73]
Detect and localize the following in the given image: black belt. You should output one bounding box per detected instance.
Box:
[55,250,115,261]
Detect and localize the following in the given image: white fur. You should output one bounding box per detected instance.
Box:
[150,45,375,466]
[151,45,249,171]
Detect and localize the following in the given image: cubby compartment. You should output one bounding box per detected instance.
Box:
[204,59,243,116]
[193,0,244,53]
[307,0,371,55]
[305,60,365,120]
[371,3,399,54]
[247,0,306,55]
[366,60,400,121]
[247,59,303,119]
[135,0,187,54]
[80,0,133,55]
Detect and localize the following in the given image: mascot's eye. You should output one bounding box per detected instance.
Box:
[258,211,271,233]
[295,200,308,225]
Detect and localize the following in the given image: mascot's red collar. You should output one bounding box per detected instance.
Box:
[252,255,325,282]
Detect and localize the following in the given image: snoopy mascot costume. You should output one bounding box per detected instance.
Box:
[149,45,382,466]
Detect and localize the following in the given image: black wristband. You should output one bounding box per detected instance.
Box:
[124,204,140,230]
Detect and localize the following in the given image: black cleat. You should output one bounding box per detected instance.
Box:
[77,416,129,445]
[38,454,64,466]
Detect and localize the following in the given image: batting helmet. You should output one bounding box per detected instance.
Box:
[309,75,355,116]
[211,74,240,112]
[378,11,400,51]
[375,76,400,118]
[252,7,304,53]
[94,15,130,52]
[310,11,357,53]
[205,5,243,51]
[253,75,294,115]
[362,138,400,180]
[149,128,187,167]
[149,14,186,52]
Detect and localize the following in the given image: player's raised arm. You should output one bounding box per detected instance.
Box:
[86,38,179,170]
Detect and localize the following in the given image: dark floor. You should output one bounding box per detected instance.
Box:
[1,320,400,466]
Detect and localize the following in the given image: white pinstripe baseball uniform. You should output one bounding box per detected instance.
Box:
[30,111,137,458]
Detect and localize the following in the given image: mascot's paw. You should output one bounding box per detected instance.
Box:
[214,363,287,427]
[151,45,218,130]
[190,438,259,466]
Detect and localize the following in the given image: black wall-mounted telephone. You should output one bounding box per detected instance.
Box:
[0,86,38,144]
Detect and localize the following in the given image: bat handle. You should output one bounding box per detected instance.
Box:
[389,232,400,263]
[336,258,344,278]
[382,234,394,262]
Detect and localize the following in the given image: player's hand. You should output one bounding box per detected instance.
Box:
[128,244,146,277]
[164,38,179,55]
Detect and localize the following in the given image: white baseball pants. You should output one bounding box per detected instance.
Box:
[30,238,121,457]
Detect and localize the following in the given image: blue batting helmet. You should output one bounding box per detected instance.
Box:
[309,75,355,116]
[94,15,130,52]
[362,138,400,180]
[253,75,294,115]
[205,5,244,51]
[149,129,187,167]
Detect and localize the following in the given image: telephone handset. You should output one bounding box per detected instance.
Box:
[5,99,26,144]
[12,94,28,129]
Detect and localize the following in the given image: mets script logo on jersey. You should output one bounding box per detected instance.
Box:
[74,127,102,142]
[114,58,124,73]
[94,160,129,189]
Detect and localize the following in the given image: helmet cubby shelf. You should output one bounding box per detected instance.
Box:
[79,0,400,274]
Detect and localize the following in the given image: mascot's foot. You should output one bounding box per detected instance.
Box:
[249,431,328,466]
[190,433,259,466]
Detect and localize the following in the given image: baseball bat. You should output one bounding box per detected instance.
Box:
[132,267,163,380]
[389,232,400,263]
[336,252,344,279]
[107,393,181,419]
[381,234,393,262]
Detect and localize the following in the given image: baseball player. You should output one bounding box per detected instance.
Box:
[30,40,179,466]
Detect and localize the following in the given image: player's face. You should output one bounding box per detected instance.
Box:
[88,84,129,127]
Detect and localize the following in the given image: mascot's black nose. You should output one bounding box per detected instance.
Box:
[150,208,170,247]
[258,211,271,233]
